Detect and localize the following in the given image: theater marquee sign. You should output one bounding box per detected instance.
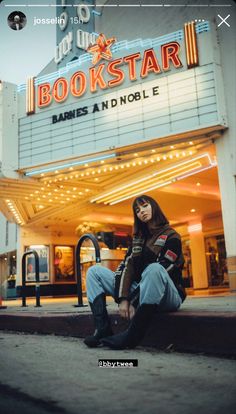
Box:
[26,22,198,115]
[19,21,227,169]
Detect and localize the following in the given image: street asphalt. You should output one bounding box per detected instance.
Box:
[0,331,236,414]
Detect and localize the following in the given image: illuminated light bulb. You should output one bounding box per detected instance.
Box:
[92,171,95,174]
[75,174,78,178]
[6,199,10,202]
[163,156,167,160]
[73,187,77,191]
[25,197,29,200]
[69,167,73,170]
[41,173,44,177]
[85,189,89,192]
[41,187,45,190]
[49,199,52,202]
[98,170,101,173]
[151,149,156,153]
[66,198,70,201]
[49,180,52,183]
[189,151,193,155]
[109,167,113,171]
[55,170,59,174]
[54,189,58,192]
[189,141,193,145]
[126,163,130,167]
[175,153,179,158]
[86,172,90,176]
[190,208,196,213]
[60,201,65,204]
[70,175,73,179]
[59,178,63,181]
[42,195,46,198]
[55,197,58,200]
[54,179,58,182]
[35,190,39,194]
[138,161,142,165]
[156,157,160,162]
[85,164,88,167]
[103,168,107,172]
[30,194,33,196]
[72,195,76,198]
[121,165,124,169]
[134,153,138,156]
[144,160,148,164]
[170,145,174,149]
[37,198,40,201]
[182,152,186,156]
[150,159,154,163]
[81,173,84,177]
[132,162,136,166]
[196,182,201,186]
[66,190,70,194]
[60,194,64,197]
[64,177,68,180]
[101,160,104,164]
[169,155,173,159]
[115,166,119,170]
[95,178,99,181]
[60,185,63,188]
[48,192,52,196]
[38,205,44,209]
[79,192,83,195]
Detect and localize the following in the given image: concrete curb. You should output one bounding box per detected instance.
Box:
[1,311,236,356]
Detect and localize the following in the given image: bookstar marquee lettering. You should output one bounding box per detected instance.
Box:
[26,22,199,115]
[38,43,181,108]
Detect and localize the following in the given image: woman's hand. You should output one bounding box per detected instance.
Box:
[129,303,136,320]
[118,300,130,319]
[119,300,136,320]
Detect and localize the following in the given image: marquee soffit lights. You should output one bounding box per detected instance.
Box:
[24,153,116,177]
[23,141,210,182]
[90,153,217,205]
[5,200,25,225]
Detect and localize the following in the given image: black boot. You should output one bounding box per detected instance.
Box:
[84,293,113,348]
[101,304,157,350]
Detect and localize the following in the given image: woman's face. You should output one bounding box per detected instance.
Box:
[135,200,152,223]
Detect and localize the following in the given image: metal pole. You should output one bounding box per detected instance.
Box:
[74,233,101,308]
[21,250,41,307]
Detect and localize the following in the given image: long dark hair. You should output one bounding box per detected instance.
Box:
[132,195,169,237]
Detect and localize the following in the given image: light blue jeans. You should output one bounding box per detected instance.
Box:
[86,263,182,311]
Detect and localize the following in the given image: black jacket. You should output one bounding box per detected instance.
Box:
[114,227,186,304]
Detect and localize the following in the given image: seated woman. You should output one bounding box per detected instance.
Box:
[84,194,186,350]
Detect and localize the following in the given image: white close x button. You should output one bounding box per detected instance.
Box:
[217,14,231,28]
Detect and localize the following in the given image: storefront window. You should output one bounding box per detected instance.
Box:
[205,235,228,287]
[54,245,75,282]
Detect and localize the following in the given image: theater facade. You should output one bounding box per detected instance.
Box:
[0,1,235,297]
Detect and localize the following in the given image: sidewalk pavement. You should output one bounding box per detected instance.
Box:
[0,292,236,356]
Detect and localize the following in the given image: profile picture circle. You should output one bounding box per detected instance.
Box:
[8,11,27,31]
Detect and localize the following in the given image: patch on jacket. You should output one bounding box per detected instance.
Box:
[132,246,142,254]
[154,234,168,246]
[164,249,177,262]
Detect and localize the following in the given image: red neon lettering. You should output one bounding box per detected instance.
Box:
[107,58,124,87]
[161,42,182,71]
[53,78,69,103]
[89,64,107,93]
[70,71,87,97]
[37,83,52,108]
[123,53,141,81]
[140,49,161,78]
